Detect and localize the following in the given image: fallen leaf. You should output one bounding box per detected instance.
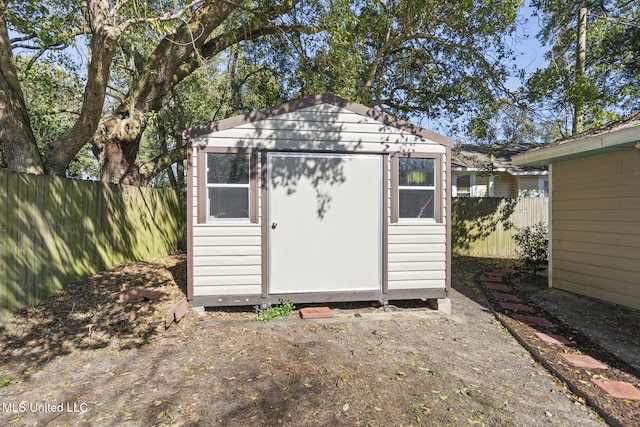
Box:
[343,403,349,412]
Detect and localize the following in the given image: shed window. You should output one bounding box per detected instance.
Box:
[206,153,250,220]
[398,157,435,220]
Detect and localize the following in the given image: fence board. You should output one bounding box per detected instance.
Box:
[0,170,183,319]
[452,197,548,257]
[0,173,9,315]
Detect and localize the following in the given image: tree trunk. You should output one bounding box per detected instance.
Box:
[572,7,587,135]
[44,0,121,177]
[94,111,145,185]
[0,1,43,174]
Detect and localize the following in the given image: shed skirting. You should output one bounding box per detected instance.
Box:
[191,288,448,308]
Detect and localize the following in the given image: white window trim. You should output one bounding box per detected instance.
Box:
[206,153,251,223]
[398,158,436,222]
[453,172,476,197]
[538,176,549,198]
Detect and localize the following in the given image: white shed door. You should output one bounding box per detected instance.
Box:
[268,153,382,294]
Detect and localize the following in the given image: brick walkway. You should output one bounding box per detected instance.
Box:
[477,269,640,426]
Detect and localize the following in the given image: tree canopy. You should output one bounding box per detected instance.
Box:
[0,0,561,185]
[526,0,639,136]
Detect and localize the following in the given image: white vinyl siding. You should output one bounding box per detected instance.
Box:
[387,225,447,290]
[552,149,640,309]
[192,104,447,154]
[191,224,262,295]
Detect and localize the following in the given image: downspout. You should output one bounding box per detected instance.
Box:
[547,164,553,289]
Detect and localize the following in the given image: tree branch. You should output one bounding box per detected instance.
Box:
[44,0,122,175]
[139,145,187,184]
[119,0,205,32]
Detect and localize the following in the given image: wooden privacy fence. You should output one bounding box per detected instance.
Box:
[0,170,183,319]
[452,197,549,257]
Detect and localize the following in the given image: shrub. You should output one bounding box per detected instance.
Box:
[254,299,295,322]
[513,222,548,276]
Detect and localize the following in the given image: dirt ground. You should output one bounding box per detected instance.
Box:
[0,255,614,426]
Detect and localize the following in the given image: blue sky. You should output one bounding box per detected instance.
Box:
[507,3,550,89]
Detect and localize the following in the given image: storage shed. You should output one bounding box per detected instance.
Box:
[513,113,640,310]
[183,94,453,313]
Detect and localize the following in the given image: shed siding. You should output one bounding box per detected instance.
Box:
[193,105,446,153]
[388,225,447,290]
[552,149,640,309]
[192,224,262,295]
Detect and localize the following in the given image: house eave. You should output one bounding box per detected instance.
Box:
[512,124,640,167]
[451,167,547,176]
[507,169,549,176]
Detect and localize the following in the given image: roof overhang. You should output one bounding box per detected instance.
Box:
[507,170,548,176]
[512,123,640,167]
[451,167,547,176]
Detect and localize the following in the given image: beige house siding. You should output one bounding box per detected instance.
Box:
[475,175,489,197]
[518,176,539,197]
[552,149,640,309]
[493,173,518,197]
[190,102,448,299]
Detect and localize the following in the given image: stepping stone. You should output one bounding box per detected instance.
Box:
[592,379,640,400]
[498,302,533,312]
[492,269,515,275]
[490,292,522,302]
[119,288,167,302]
[478,275,503,282]
[482,271,505,278]
[560,354,608,369]
[513,315,554,328]
[483,283,511,292]
[534,332,572,345]
[300,307,334,319]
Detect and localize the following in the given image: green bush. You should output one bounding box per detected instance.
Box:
[513,222,548,276]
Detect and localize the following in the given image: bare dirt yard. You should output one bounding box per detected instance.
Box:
[0,255,610,426]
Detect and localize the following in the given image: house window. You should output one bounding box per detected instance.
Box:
[539,178,549,197]
[398,157,436,220]
[206,153,250,221]
[455,174,471,197]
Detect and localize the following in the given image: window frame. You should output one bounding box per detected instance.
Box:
[391,153,442,223]
[454,173,472,197]
[197,147,258,224]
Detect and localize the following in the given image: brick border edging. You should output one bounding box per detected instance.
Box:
[475,273,623,427]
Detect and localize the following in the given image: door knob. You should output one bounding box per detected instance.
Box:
[271,221,278,229]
